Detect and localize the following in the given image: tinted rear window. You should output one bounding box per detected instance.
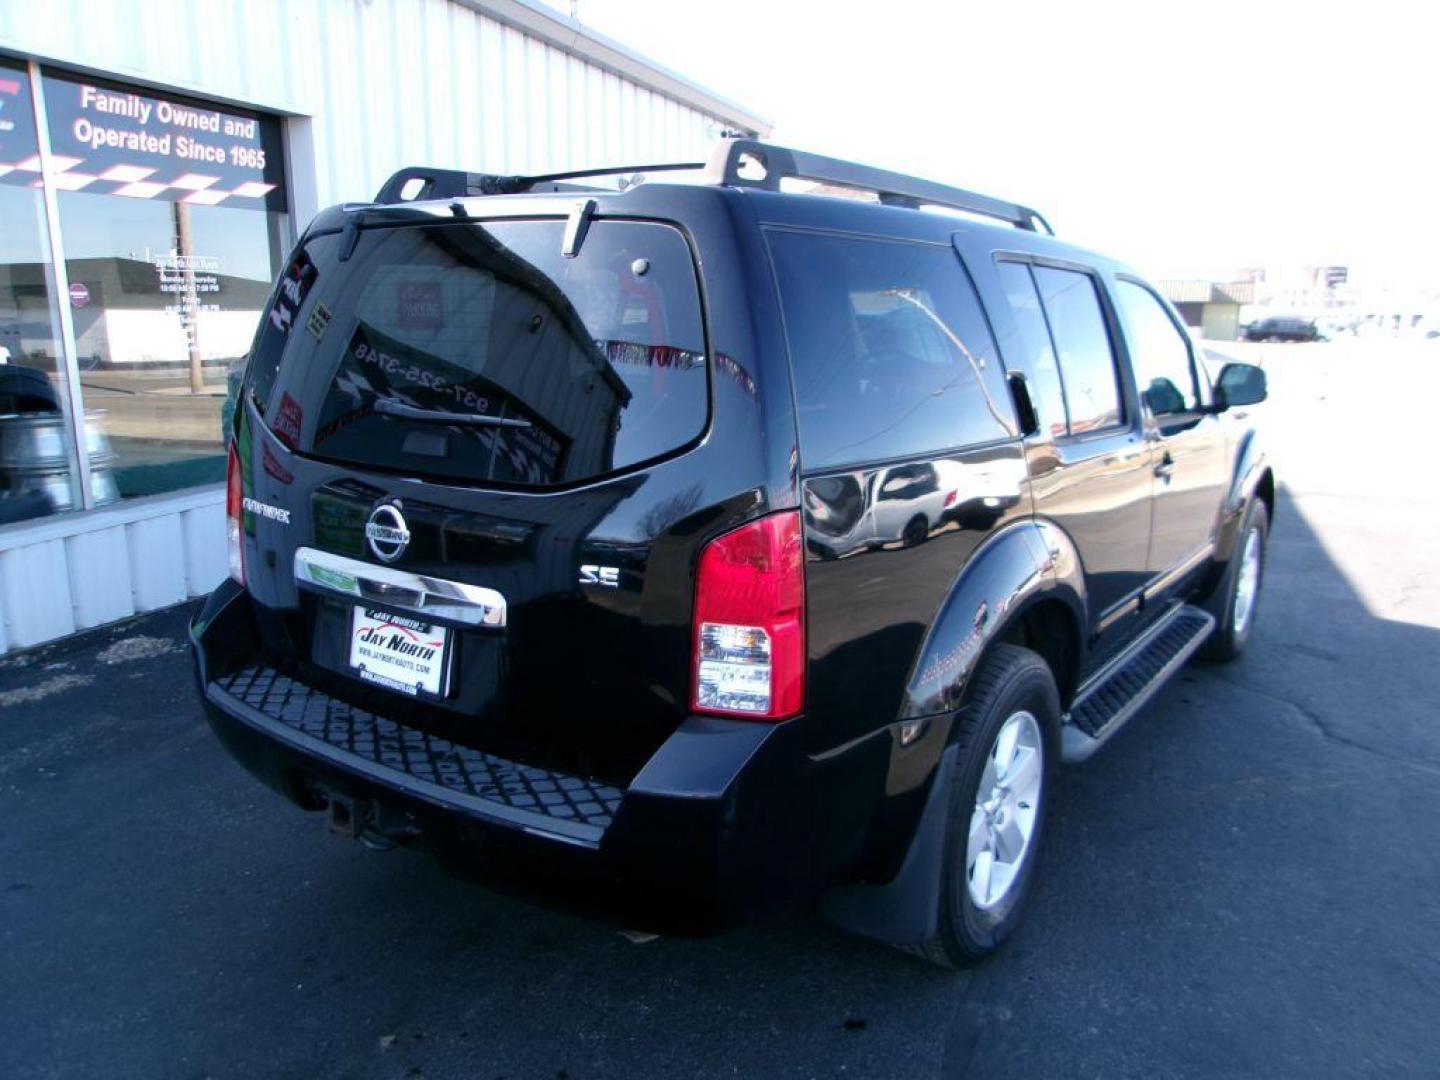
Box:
[245,218,706,487]
[768,231,1016,471]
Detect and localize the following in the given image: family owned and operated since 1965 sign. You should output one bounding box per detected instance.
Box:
[36,70,286,211]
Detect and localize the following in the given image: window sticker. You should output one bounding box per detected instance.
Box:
[267,250,318,339]
[398,281,443,332]
[316,322,568,485]
[272,391,304,449]
[306,301,332,341]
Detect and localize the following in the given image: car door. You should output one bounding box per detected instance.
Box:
[989,258,1153,639]
[1110,277,1228,585]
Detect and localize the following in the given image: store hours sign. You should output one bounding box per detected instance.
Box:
[40,71,286,211]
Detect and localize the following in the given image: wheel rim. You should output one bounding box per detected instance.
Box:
[966,710,1044,911]
[1232,527,1262,636]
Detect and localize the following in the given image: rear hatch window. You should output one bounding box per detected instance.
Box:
[245,217,707,487]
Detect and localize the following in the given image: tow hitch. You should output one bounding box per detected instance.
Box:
[325,792,420,851]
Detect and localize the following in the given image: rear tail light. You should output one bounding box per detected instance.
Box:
[691,511,805,721]
[226,442,244,585]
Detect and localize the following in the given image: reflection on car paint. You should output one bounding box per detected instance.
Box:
[803,451,1028,560]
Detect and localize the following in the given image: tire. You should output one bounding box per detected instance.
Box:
[909,643,1061,967]
[1201,498,1269,661]
[901,515,929,548]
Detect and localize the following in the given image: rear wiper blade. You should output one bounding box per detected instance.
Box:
[372,398,532,428]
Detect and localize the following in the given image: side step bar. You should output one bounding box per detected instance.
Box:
[1061,604,1215,763]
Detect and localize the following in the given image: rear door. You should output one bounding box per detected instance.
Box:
[235,210,713,780]
[991,259,1153,636]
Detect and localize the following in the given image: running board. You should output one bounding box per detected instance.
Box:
[1061,604,1215,763]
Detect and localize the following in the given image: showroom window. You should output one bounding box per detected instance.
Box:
[0,62,288,524]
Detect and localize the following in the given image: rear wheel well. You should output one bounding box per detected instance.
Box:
[994,599,1081,708]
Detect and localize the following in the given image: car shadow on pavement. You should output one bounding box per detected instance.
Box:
[940,484,1440,1078]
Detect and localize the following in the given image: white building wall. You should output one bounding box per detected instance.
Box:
[0,0,762,225]
[0,0,766,656]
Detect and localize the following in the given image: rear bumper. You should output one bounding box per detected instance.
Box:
[190,580,859,934]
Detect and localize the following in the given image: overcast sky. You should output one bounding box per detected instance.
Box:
[542,0,1434,286]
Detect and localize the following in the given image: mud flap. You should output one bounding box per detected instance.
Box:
[820,743,958,946]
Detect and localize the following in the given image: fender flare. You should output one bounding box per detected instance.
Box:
[898,519,1085,722]
[1215,428,1273,562]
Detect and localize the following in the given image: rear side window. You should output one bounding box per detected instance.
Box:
[1114,280,1199,416]
[1031,266,1123,434]
[768,231,1015,470]
[995,261,1068,438]
[245,218,706,488]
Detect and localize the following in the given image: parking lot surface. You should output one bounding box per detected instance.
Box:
[4,340,1438,1079]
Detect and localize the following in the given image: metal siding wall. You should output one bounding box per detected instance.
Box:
[0,540,75,650]
[1,0,735,211]
[0,490,226,656]
[67,526,135,630]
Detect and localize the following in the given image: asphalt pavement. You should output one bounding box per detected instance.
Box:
[4,340,1438,1079]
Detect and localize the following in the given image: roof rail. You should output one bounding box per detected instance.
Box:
[374,161,705,204]
[373,142,1052,234]
[701,138,1053,234]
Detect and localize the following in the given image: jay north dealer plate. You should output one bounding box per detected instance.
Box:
[349,607,450,697]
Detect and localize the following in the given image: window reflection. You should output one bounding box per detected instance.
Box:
[1031,266,1124,434]
[1114,280,1199,417]
[56,191,286,497]
[249,219,708,489]
[769,231,1017,471]
[0,60,93,523]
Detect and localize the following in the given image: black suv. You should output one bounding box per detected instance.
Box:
[191,139,1273,966]
[1243,315,1321,342]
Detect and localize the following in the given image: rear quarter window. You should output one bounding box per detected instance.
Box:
[767,231,1016,471]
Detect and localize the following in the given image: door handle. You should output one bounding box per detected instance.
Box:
[1154,452,1176,481]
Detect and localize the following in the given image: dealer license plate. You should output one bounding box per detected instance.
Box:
[348,607,449,697]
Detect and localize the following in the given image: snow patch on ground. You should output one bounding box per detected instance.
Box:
[0,673,94,707]
[96,637,183,665]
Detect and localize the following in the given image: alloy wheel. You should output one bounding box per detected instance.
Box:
[966,710,1044,910]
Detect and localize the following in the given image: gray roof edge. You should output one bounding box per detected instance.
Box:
[459,0,773,137]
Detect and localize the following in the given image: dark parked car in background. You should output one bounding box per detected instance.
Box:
[191,139,1274,967]
[1243,315,1322,342]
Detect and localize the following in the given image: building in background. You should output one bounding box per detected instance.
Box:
[1156,279,1255,341]
[0,0,766,654]
[1234,264,1438,338]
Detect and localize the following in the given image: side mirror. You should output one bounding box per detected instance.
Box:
[1214,362,1267,410]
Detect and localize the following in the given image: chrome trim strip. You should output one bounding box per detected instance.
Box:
[1143,542,1214,603]
[293,546,506,627]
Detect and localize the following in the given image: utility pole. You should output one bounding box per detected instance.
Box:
[172,201,205,394]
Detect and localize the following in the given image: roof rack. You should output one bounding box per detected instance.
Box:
[702,138,1053,234]
[373,161,703,204]
[373,139,1052,234]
